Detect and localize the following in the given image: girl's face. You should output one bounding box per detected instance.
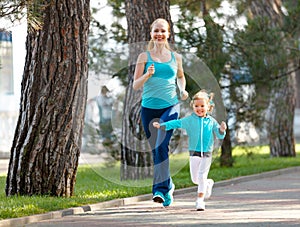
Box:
[150,20,170,44]
[192,99,209,117]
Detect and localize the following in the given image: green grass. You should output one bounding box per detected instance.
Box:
[0,145,299,220]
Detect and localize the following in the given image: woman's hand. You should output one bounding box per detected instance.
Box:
[147,64,155,77]
[180,90,189,101]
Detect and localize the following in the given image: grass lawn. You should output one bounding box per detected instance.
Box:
[0,145,299,220]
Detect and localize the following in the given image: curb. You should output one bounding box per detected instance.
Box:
[0,166,299,227]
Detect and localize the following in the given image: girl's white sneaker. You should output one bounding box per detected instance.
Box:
[196,198,205,211]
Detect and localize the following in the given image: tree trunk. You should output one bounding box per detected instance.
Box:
[122,0,173,180]
[267,63,296,156]
[6,0,90,196]
[200,0,233,166]
[249,0,296,157]
[221,127,233,167]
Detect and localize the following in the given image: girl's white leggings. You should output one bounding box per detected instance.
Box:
[189,155,212,193]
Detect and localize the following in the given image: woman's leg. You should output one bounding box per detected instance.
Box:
[141,104,179,196]
[141,107,165,202]
[153,104,180,195]
[141,107,160,149]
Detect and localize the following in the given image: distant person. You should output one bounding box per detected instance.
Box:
[97,86,113,140]
[133,18,189,207]
[153,90,227,211]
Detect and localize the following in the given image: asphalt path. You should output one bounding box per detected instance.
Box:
[1,166,298,227]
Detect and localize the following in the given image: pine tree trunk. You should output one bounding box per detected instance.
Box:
[201,0,233,166]
[268,63,296,157]
[221,128,233,167]
[249,0,296,157]
[121,0,173,180]
[6,0,90,196]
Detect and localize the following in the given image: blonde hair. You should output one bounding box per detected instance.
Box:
[147,18,172,51]
[191,89,215,113]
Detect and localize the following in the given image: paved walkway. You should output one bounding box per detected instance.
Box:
[1,167,299,227]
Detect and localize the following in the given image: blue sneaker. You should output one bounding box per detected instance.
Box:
[163,183,175,207]
[153,191,165,203]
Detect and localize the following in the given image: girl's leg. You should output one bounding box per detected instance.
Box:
[189,156,201,185]
[197,155,212,197]
[195,155,212,211]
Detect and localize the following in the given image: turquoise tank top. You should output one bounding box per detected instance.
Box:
[142,51,179,109]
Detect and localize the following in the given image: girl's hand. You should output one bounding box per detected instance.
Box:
[180,90,189,100]
[220,121,227,133]
[153,122,160,129]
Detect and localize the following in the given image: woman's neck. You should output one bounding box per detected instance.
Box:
[152,45,169,55]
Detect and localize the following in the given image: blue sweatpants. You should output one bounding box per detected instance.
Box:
[141,104,180,195]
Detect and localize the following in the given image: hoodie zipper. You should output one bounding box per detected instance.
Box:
[200,117,203,152]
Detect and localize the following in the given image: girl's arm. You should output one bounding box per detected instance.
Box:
[153,119,182,131]
[214,120,227,139]
[219,121,227,134]
[133,53,154,90]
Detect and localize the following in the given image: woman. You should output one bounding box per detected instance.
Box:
[133,18,189,207]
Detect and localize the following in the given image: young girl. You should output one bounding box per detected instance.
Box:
[153,90,227,211]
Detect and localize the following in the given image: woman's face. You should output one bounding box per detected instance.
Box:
[150,21,170,44]
[192,99,209,117]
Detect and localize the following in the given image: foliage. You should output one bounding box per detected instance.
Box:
[88,11,109,75]
[281,1,300,61]
[173,1,229,80]
[0,145,299,220]
[88,1,128,85]
[0,1,27,22]
[0,0,46,31]
[170,0,223,15]
[89,0,300,159]
[226,0,300,136]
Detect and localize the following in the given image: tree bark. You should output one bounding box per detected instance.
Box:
[202,0,233,166]
[249,0,296,157]
[121,0,173,180]
[6,0,90,196]
[220,128,233,167]
[267,63,296,156]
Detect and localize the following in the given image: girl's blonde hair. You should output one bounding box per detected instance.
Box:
[191,89,215,113]
[147,18,172,51]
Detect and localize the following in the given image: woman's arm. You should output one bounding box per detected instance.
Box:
[175,53,189,100]
[133,52,154,90]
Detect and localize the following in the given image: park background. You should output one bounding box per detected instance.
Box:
[0,0,300,222]
[0,0,299,197]
[1,0,300,158]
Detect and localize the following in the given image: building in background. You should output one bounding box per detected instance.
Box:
[0,30,13,95]
[0,25,25,157]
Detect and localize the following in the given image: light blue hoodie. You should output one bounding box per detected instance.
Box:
[160,113,226,152]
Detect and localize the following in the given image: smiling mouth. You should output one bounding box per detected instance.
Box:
[155,37,164,41]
